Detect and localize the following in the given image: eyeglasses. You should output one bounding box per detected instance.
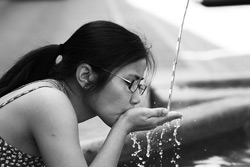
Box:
[101,68,147,95]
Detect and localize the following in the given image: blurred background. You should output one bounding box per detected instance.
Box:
[0,0,250,166]
[1,0,249,82]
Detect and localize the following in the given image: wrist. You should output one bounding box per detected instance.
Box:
[113,114,131,135]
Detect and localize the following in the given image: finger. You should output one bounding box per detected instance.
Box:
[149,111,183,126]
[163,111,183,122]
[147,108,169,118]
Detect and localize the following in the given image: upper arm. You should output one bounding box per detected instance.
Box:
[26,88,88,167]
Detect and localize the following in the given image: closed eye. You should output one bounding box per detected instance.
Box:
[123,79,131,86]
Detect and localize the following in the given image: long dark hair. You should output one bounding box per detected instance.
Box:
[0,20,155,97]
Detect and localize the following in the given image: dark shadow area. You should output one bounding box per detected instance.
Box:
[197,0,250,7]
[9,0,65,1]
[177,77,250,89]
[150,87,229,110]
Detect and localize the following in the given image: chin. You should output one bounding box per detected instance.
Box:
[100,117,116,127]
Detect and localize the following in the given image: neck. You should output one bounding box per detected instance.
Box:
[61,78,96,123]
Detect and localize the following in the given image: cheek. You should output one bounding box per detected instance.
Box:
[102,82,127,110]
[94,81,130,125]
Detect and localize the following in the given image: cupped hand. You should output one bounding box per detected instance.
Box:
[117,107,183,134]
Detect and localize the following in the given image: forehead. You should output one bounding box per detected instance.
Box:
[118,59,146,77]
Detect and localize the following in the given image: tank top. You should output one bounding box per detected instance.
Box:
[0,79,66,167]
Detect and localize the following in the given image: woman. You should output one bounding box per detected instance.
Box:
[0,20,182,167]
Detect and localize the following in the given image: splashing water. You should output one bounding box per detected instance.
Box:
[130,0,190,166]
[130,132,143,159]
[146,130,153,158]
[173,119,182,146]
[130,132,148,167]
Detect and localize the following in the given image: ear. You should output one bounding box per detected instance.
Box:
[76,63,97,88]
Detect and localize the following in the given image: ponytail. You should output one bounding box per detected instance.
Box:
[0,44,60,97]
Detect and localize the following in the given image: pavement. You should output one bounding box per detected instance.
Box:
[0,0,250,164]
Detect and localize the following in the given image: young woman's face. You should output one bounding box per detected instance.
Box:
[90,59,147,126]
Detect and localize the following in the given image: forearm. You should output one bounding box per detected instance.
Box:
[89,121,128,167]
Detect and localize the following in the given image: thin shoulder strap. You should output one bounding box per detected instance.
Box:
[0,86,52,109]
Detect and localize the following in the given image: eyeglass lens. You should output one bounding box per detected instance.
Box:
[129,80,147,95]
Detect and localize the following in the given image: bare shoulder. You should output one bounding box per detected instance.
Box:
[24,87,80,142]
[25,87,72,111]
[24,88,86,166]
[0,86,76,125]
[23,87,77,125]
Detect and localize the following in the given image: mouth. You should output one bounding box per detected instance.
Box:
[122,106,136,113]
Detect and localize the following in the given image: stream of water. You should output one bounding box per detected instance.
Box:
[128,0,190,166]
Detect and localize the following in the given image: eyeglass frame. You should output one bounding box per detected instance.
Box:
[99,68,148,95]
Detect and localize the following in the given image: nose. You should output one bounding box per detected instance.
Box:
[130,89,141,105]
